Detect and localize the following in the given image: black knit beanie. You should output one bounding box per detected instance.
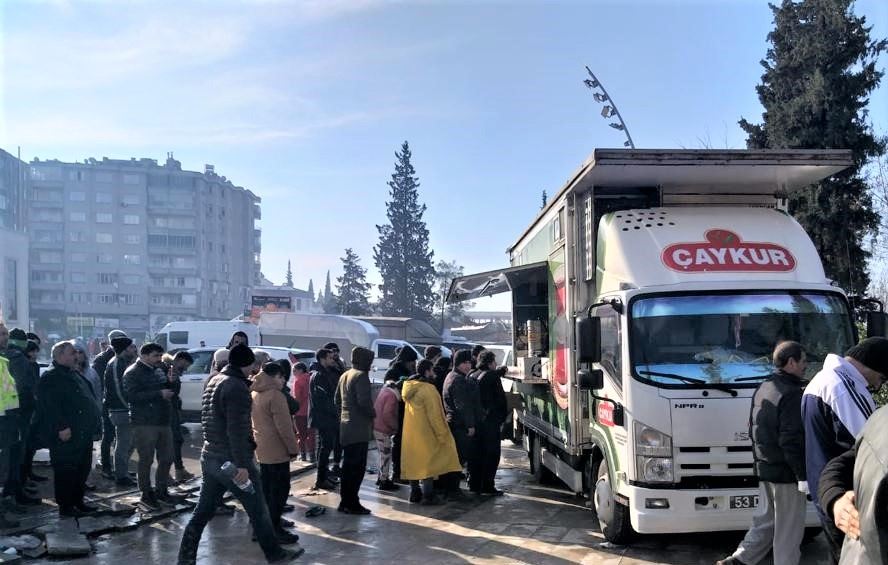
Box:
[846,337,888,377]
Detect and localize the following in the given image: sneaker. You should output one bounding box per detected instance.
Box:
[275,528,301,544]
[337,504,371,515]
[156,490,187,505]
[269,547,305,563]
[408,489,422,503]
[76,502,99,514]
[139,492,161,511]
[280,517,295,528]
[377,480,399,492]
[115,477,137,488]
[215,503,236,516]
[174,468,195,483]
[480,488,505,497]
[314,480,337,491]
[330,465,341,477]
[283,503,295,512]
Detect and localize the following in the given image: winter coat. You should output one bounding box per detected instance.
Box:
[78,364,104,417]
[373,384,400,435]
[281,385,300,416]
[400,378,461,480]
[0,354,19,415]
[335,367,375,446]
[824,405,888,565]
[250,371,299,464]
[37,362,101,461]
[442,369,482,431]
[384,361,411,385]
[92,347,115,395]
[291,372,310,418]
[476,367,508,426]
[202,364,256,468]
[103,356,131,412]
[123,360,173,427]
[750,370,806,483]
[308,366,338,431]
[4,346,34,414]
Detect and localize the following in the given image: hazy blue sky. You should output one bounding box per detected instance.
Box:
[2,0,886,312]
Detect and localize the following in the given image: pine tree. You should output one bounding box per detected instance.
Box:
[336,248,372,316]
[285,260,294,287]
[322,270,337,314]
[374,141,437,319]
[739,0,886,294]
[307,279,315,298]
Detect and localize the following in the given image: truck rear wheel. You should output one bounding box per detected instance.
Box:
[592,457,633,545]
[529,434,554,483]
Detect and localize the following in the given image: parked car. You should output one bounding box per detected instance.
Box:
[178,346,314,422]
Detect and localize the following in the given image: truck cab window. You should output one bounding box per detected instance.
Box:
[593,304,622,387]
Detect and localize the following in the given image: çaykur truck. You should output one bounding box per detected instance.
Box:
[446,149,888,544]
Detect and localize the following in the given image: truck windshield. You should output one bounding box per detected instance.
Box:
[630,291,854,386]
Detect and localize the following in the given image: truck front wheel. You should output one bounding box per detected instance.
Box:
[591,457,633,545]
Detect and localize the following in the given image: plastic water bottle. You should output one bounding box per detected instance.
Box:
[220,461,255,494]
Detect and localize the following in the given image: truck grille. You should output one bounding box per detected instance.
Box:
[676,446,754,476]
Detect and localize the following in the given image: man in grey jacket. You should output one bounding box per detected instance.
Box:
[718,341,809,565]
[335,346,375,515]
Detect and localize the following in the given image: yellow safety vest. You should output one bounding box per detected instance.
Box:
[0,355,20,414]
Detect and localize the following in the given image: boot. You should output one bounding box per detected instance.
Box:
[175,468,195,483]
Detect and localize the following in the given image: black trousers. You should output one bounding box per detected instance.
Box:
[470,421,501,492]
[392,401,405,480]
[170,407,185,469]
[332,429,343,467]
[51,443,92,510]
[339,442,368,509]
[100,408,115,470]
[315,426,336,485]
[260,462,291,530]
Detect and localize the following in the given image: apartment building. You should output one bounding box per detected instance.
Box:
[27,154,261,340]
[0,149,29,330]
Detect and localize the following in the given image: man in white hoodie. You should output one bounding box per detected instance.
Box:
[802,337,888,564]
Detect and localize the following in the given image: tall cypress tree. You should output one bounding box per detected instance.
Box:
[285,260,294,287]
[739,0,886,294]
[322,270,337,314]
[374,141,437,319]
[336,248,372,316]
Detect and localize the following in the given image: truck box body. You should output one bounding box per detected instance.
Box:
[447,149,857,541]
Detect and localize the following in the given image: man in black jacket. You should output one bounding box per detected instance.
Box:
[104,337,136,486]
[309,348,339,491]
[177,344,302,564]
[442,349,482,499]
[718,341,809,565]
[94,329,127,479]
[124,343,175,509]
[471,350,508,496]
[38,341,101,517]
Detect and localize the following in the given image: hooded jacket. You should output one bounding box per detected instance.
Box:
[373,383,400,435]
[335,347,376,446]
[250,371,299,464]
[202,364,256,468]
[400,377,461,480]
[750,370,806,483]
[103,356,132,412]
[291,371,310,418]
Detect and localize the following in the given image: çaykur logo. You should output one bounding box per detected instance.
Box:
[661,229,796,273]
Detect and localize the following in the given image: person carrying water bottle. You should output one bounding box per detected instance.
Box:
[177,344,303,564]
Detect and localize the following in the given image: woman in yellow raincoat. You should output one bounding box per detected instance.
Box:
[401,359,461,505]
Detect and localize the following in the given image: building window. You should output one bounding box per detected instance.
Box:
[118,293,141,305]
[123,214,140,225]
[70,253,87,263]
[37,252,62,263]
[97,293,116,304]
[32,187,63,202]
[69,212,86,222]
[123,254,141,265]
[97,273,118,285]
[122,194,140,205]
[123,174,140,185]
[69,292,91,304]
[4,259,17,321]
[34,230,63,243]
[69,191,86,202]
[33,210,62,222]
[122,274,141,285]
[95,172,113,183]
[31,271,63,283]
[95,192,112,203]
[124,234,141,245]
[96,233,113,244]
[69,272,87,283]
[97,253,113,264]
[69,231,86,243]
[96,213,112,223]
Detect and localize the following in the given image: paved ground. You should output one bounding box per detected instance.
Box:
[16,428,831,564]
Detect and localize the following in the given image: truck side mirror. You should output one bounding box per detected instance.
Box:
[576,316,601,363]
[577,368,604,390]
[867,311,888,338]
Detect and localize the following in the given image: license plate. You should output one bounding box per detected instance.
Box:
[729,495,759,509]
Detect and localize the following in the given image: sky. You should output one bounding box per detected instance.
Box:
[1,0,887,313]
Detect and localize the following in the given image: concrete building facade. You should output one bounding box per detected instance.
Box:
[0,149,29,331]
[27,154,261,340]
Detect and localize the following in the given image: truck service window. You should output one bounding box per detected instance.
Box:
[630,292,853,386]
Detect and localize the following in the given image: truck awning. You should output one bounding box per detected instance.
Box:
[446,262,548,303]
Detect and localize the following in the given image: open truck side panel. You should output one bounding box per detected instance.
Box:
[447,148,862,543]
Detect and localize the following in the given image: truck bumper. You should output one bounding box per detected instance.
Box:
[626,485,821,534]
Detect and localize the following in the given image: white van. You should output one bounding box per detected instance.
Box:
[155,320,260,352]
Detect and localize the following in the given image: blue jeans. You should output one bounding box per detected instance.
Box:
[177,456,283,564]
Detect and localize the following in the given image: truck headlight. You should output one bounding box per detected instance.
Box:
[634,421,673,457]
[637,456,674,483]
